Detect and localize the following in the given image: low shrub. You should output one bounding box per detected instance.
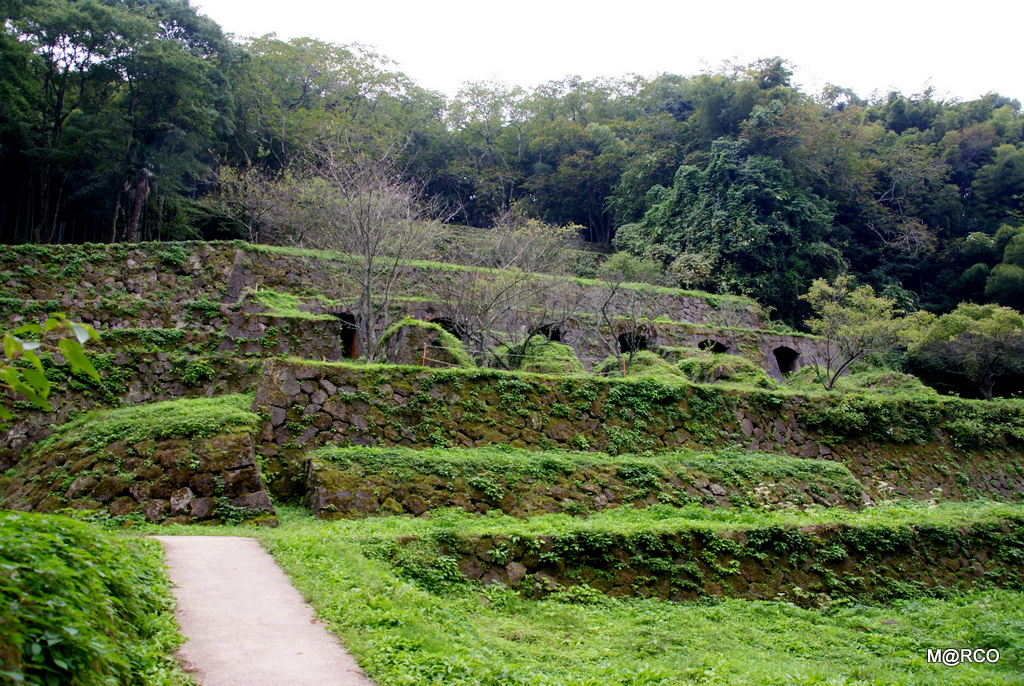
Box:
[498,335,583,375]
[593,350,683,379]
[678,353,778,389]
[0,511,187,685]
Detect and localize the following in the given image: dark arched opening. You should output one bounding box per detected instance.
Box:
[618,331,648,354]
[537,325,563,342]
[698,339,729,354]
[335,313,358,359]
[428,317,465,340]
[773,346,799,375]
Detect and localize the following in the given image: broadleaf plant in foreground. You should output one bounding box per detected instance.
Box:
[0,314,100,419]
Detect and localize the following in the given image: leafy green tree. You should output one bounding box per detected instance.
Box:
[233,35,432,171]
[971,145,1024,230]
[114,6,234,242]
[442,80,530,225]
[984,264,1024,310]
[800,277,909,391]
[617,138,838,323]
[1002,233,1024,267]
[993,223,1024,257]
[960,262,991,301]
[1,0,234,243]
[524,122,625,244]
[909,303,1024,399]
[1,315,99,419]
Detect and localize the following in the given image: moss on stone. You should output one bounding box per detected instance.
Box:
[678,353,778,389]
[379,317,476,369]
[497,336,584,376]
[594,351,684,379]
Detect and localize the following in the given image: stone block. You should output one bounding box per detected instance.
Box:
[190,497,217,519]
[170,487,194,514]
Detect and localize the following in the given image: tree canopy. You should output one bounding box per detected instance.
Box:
[908,303,1024,399]
[2,1,1024,325]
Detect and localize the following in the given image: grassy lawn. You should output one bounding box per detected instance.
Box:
[243,507,1024,686]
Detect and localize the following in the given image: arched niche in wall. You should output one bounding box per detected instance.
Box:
[697,339,729,354]
[618,331,648,354]
[334,313,358,359]
[773,346,799,375]
[427,317,466,340]
[536,325,563,342]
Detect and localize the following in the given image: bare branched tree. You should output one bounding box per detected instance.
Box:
[305,146,437,360]
[203,165,310,244]
[434,212,583,367]
[586,252,663,376]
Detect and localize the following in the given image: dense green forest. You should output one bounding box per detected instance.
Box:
[2,0,1024,323]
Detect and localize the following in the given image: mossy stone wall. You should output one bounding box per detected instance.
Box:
[1,431,275,524]
[253,361,1024,502]
[0,353,262,470]
[303,455,866,519]
[428,518,1024,603]
[1,241,828,382]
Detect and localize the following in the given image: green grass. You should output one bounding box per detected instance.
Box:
[243,508,1024,685]
[268,498,1024,541]
[32,394,260,453]
[246,289,337,320]
[0,511,192,686]
[239,241,759,307]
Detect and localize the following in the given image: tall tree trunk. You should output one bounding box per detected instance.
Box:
[126,169,150,244]
[110,191,122,243]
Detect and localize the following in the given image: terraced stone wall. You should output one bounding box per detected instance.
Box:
[424,518,1024,602]
[254,361,1024,502]
[302,453,866,519]
[1,242,828,385]
[1,242,766,329]
[239,246,767,329]
[0,353,262,470]
[1,431,275,524]
[0,242,237,305]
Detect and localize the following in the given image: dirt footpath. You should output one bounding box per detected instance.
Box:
[154,536,376,686]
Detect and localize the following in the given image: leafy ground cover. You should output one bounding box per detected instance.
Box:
[250,507,1024,685]
[0,511,192,686]
[30,394,259,454]
[289,498,1024,539]
[312,445,863,500]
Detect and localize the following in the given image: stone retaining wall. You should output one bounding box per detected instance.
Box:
[1,431,275,525]
[1,242,765,329]
[3,294,343,362]
[421,519,1024,603]
[0,353,262,470]
[303,455,865,519]
[1,241,826,378]
[254,361,1024,502]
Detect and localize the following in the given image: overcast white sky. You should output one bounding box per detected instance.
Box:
[193,0,1023,103]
